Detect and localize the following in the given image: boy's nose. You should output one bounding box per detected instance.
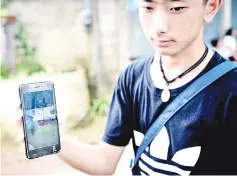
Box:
[152,11,169,35]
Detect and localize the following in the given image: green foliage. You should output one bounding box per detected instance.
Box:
[70,98,109,130]
[0,2,8,18]
[1,21,45,79]
[0,61,11,79]
[15,22,37,60]
[91,98,109,116]
[1,57,45,79]
[17,58,45,75]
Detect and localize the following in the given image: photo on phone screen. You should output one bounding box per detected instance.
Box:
[19,81,60,159]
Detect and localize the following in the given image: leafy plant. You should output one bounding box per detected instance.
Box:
[0,21,45,79]
[15,22,37,60]
[91,98,109,116]
[0,61,10,78]
[1,57,45,79]
[17,58,45,75]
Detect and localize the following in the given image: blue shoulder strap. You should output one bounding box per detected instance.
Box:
[132,61,237,169]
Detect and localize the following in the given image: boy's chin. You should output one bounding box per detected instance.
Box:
[154,47,179,57]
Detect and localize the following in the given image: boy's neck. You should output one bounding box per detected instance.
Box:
[154,42,207,74]
[150,40,214,89]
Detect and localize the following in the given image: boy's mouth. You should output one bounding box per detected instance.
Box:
[153,39,175,47]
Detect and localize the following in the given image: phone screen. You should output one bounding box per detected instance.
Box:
[20,82,60,157]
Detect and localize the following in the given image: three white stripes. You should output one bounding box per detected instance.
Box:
[139,153,191,176]
[133,128,201,175]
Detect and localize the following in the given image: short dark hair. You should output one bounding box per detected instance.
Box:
[225,28,233,36]
[211,39,219,47]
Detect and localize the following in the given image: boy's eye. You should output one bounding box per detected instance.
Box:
[170,7,186,12]
[142,6,154,12]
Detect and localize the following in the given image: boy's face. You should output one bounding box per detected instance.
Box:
[138,0,221,56]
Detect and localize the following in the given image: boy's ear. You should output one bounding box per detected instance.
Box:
[204,0,223,24]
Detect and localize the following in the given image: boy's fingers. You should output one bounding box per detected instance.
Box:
[15,105,23,128]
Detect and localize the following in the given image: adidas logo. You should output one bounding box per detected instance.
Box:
[133,127,201,176]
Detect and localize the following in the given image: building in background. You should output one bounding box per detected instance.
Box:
[1,0,236,85]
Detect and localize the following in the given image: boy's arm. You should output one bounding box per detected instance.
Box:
[56,65,133,175]
[56,68,133,175]
[57,137,125,175]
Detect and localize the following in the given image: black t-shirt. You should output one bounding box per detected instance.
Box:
[102,51,237,175]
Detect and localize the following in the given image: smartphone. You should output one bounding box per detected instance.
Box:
[19,81,61,159]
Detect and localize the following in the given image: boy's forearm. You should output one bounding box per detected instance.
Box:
[56,137,116,175]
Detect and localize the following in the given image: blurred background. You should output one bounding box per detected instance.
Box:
[0,0,236,175]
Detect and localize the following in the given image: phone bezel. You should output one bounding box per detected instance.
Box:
[19,81,61,159]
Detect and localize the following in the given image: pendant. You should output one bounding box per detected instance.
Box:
[161,87,171,102]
